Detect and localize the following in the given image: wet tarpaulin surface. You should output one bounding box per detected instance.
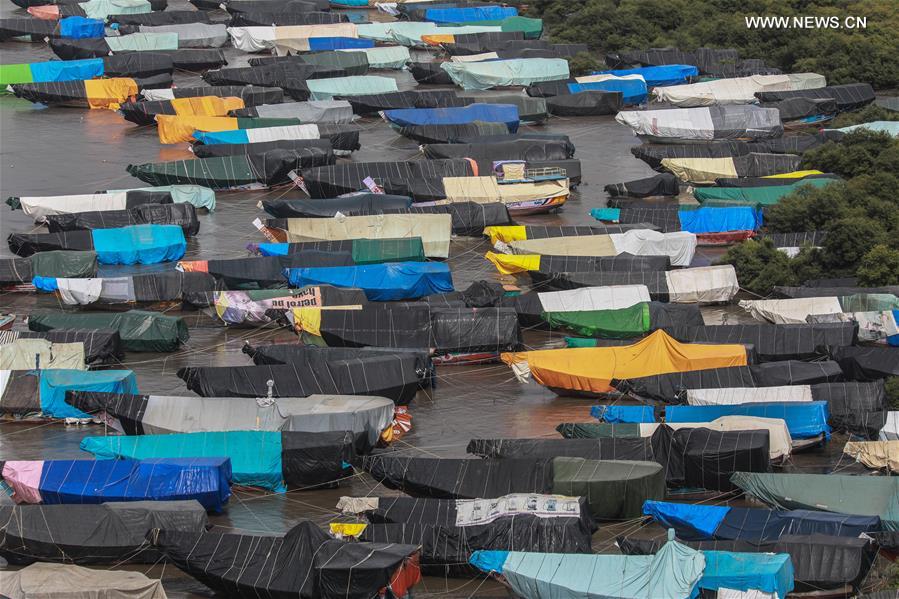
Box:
[300,159,475,199]
[11,329,124,364]
[28,310,189,352]
[44,203,200,236]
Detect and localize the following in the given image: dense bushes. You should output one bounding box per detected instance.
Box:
[718,131,899,295]
[529,0,899,90]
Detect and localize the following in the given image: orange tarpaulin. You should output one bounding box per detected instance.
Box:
[170,96,245,118]
[26,5,60,19]
[84,78,138,110]
[155,115,239,144]
[501,330,747,394]
[421,34,455,46]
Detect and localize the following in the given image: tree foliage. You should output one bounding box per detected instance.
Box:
[857,245,899,286]
[529,0,899,90]
[830,104,899,128]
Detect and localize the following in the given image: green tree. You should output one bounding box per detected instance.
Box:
[830,104,899,129]
[566,52,601,77]
[820,217,889,273]
[857,245,899,286]
[799,131,895,178]
[717,238,798,295]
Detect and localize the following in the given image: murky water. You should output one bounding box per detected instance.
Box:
[0,3,879,596]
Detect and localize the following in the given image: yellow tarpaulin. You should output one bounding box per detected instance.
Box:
[763,170,824,179]
[844,441,899,471]
[171,96,245,117]
[84,78,138,110]
[485,252,540,275]
[484,225,527,245]
[660,157,739,184]
[509,235,616,257]
[329,522,367,537]
[155,115,239,144]
[421,34,455,45]
[501,330,747,394]
[290,307,322,337]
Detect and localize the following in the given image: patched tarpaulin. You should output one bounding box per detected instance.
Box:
[140,85,282,105]
[423,137,575,161]
[300,159,474,199]
[29,310,188,352]
[232,100,354,122]
[9,329,123,364]
[616,105,783,142]
[43,202,200,236]
[0,251,97,285]
[661,323,857,361]
[441,58,569,90]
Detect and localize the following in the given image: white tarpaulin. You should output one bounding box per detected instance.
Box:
[253,101,354,123]
[808,310,899,342]
[653,73,825,107]
[0,563,167,599]
[284,213,452,258]
[242,124,321,144]
[441,58,570,91]
[340,46,410,69]
[844,441,899,472]
[455,494,582,526]
[576,73,646,84]
[56,277,135,305]
[880,412,899,441]
[228,24,358,52]
[666,265,739,304]
[687,385,814,406]
[739,296,843,324]
[138,23,229,48]
[141,88,175,100]
[537,285,651,313]
[15,192,129,221]
[0,339,86,370]
[616,107,716,140]
[227,26,275,52]
[452,52,499,62]
[641,416,793,461]
[610,229,697,267]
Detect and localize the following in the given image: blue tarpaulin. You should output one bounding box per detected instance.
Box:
[31,276,59,292]
[91,224,186,265]
[36,458,232,511]
[59,16,105,39]
[29,58,105,83]
[308,37,375,50]
[192,130,249,145]
[666,401,831,439]
[424,6,517,23]
[284,262,454,301]
[382,103,520,131]
[39,369,138,419]
[81,431,285,492]
[890,310,899,347]
[569,79,647,105]
[593,65,699,87]
[699,551,794,599]
[677,207,763,233]
[643,500,881,542]
[256,243,291,256]
[591,405,656,423]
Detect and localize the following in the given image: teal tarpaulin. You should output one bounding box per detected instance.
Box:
[39,369,138,419]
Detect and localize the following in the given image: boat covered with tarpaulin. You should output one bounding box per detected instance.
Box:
[383,103,519,132]
[653,73,825,107]
[0,54,172,87]
[502,230,697,266]
[0,251,98,288]
[755,83,875,112]
[631,137,827,170]
[339,45,410,70]
[422,137,575,161]
[49,32,179,60]
[835,346,899,381]
[615,105,783,142]
[500,330,748,396]
[469,424,770,491]
[539,302,702,339]
[9,78,138,109]
[190,127,359,156]
[263,194,411,217]
[48,39,227,69]
[202,63,350,100]
[345,494,594,576]
[693,176,836,206]
[285,262,454,301]
[342,89,464,115]
[41,202,200,236]
[524,265,740,303]
[0,339,86,371]
[0,563,167,599]
[0,369,136,418]
[8,185,214,219]
[615,360,845,403]
[266,213,452,258]
[288,305,522,357]
[139,84,283,106]
[1,458,231,511]
[739,294,899,325]
[439,176,569,215]
[26,0,165,20]
[0,329,122,365]
[177,352,425,404]
[109,8,211,28]
[0,16,104,42]
[498,284,675,325]
[660,153,803,183]
[81,430,356,491]
[529,76,648,105]
[617,534,875,595]
[591,206,762,242]
[0,501,207,565]
[249,51,369,77]
[150,521,421,599]
[363,454,665,520]
[127,23,228,48]
[441,58,569,90]
[225,23,360,52]
[228,10,347,27]
[591,64,698,86]
[28,310,188,352]
[196,288,367,325]
[33,271,218,308]
[356,21,500,46]
[127,151,333,190]
[70,390,395,452]
[603,173,680,198]
[230,100,354,122]
[483,224,648,245]
[8,224,186,265]
[306,75,399,100]
[119,95,246,125]
[441,35,570,56]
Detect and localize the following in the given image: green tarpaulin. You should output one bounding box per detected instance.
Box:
[565,337,600,348]
[105,32,179,52]
[694,178,835,206]
[110,185,217,211]
[442,16,543,39]
[542,303,650,338]
[306,76,399,101]
[351,238,426,265]
[731,472,899,530]
[556,422,643,438]
[552,458,665,519]
[30,251,98,279]
[28,310,189,352]
[840,294,899,312]
[0,64,33,86]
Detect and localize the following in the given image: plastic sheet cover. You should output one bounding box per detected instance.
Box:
[755,83,875,112]
[307,75,398,100]
[341,45,409,69]
[1,458,231,511]
[834,346,899,380]
[0,563,167,599]
[0,501,207,565]
[45,203,199,237]
[654,73,825,107]
[0,58,103,86]
[666,401,831,440]
[594,64,698,86]
[300,158,473,199]
[615,105,783,141]
[441,58,569,90]
[151,521,419,599]
[383,103,519,130]
[285,262,453,301]
[29,310,188,352]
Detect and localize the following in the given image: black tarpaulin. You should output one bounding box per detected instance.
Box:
[608,47,740,74]
[103,53,174,81]
[0,370,40,414]
[467,438,655,461]
[661,323,858,362]
[439,31,524,55]
[614,360,845,402]
[193,138,334,159]
[262,194,412,217]
[17,329,123,364]
[396,122,509,145]
[526,79,570,98]
[223,0,329,13]
[527,256,671,288]
[177,354,424,404]
[748,134,827,155]
[0,257,32,285]
[250,52,368,77]
[152,521,419,599]
[342,90,464,116]
[604,174,679,198]
[764,97,838,121]
[68,391,149,434]
[229,11,347,27]
[203,64,347,100]
[398,203,512,237]
[140,49,227,71]
[300,159,474,199]
[363,455,554,499]
[631,141,752,171]
[731,153,802,177]
[755,83,876,112]
[546,91,624,116]
[8,230,93,257]
[281,430,355,487]
[536,271,670,297]
[202,254,356,288]
[0,502,208,566]
[44,203,200,237]
[422,138,575,161]
[109,10,211,26]
[617,534,876,593]
[834,346,899,381]
[0,18,59,41]
[812,381,887,439]
[648,303,704,328]
[408,61,455,85]
[772,285,899,298]
[49,38,110,60]
[167,85,283,105]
